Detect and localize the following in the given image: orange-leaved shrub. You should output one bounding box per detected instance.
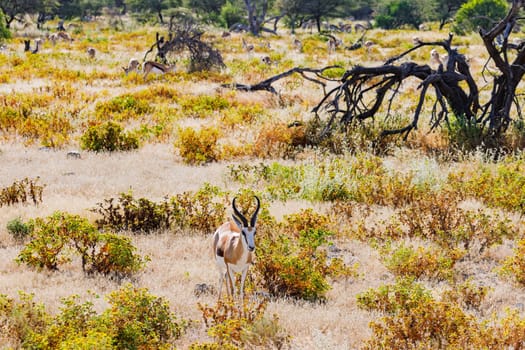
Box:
[195,299,289,349]
[175,126,221,164]
[357,277,525,349]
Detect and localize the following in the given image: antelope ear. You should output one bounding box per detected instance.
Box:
[232,215,244,230]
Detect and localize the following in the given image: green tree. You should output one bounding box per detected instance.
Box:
[55,0,110,19]
[453,0,508,34]
[302,0,344,32]
[125,0,181,23]
[374,0,421,29]
[220,0,245,28]
[433,0,467,29]
[0,0,48,28]
[188,0,225,16]
[0,9,11,39]
[277,0,306,33]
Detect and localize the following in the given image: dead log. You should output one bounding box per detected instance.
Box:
[222,66,342,95]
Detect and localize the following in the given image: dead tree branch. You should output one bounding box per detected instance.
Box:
[222,66,341,95]
[144,18,225,72]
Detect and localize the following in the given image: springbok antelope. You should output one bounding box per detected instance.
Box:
[49,31,73,45]
[241,38,254,53]
[142,61,176,79]
[364,40,374,53]
[122,58,140,75]
[430,49,444,66]
[87,47,96,59]
[32,39,43,54]
[327,35,343,54]
[293,38,303,52]
[213,196,260,300]
[261,56,271,65]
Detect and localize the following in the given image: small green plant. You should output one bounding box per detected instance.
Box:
[6,217,33,241]
[80,121,140,152]
[175,126,221,164]
[94,94,151,121]
[0,177,44,207]
[179,94,230,118]
[382,243,462,281]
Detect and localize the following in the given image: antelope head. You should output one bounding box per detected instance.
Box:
[231,196,260,252]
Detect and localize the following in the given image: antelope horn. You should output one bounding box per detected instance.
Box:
[232,197,248,227]
[250,196,261,227]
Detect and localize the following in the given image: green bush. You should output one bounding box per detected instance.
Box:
[2,286,187,349]
[374,0,421,29]
[94,94,151,121]
[179,94,230,118]
[170,183,226,233]
[500,238,525,286]
[445,114,485,151]
[6,217,33,241]
[383,189,516,253]
[220,1,245,28]
[254,228,357,301]
[382,243,462,281]
[0,10,11,40]
[448,158,525,215]
[90,233,147,278]
[454,0,508,34]
[16,212,147,278]
[80,121,140,152]
[358,278,525,349]
[101,284,186,349]
[0,292,50,346]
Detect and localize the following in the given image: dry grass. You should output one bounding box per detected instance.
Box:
[1,17,525,349]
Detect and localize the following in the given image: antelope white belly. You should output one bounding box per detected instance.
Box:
[151,67,164,75]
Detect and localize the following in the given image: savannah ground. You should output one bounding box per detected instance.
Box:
[1,15,525,349]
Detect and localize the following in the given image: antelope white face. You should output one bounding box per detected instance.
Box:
[232,196,260,252]
[242,226,256,252]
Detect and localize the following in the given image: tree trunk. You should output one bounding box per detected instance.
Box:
[244,0,259,35]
